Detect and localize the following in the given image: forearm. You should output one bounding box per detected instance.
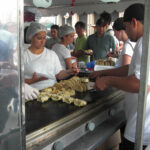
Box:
[65,58,73,69]
[25,78,34,84]
[73,50,84,57]
[101,65,129,77]
[106,75,140,93]
[56,70,71,80]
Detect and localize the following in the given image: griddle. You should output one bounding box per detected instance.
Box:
[25,88,115,134]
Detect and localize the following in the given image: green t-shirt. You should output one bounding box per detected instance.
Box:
[86,32,116,60]
[74,35,90,63]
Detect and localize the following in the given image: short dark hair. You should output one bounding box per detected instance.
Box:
[51,24,59,31]
[123,3,145,24]
[96,18,107,27]
[75,21,86,29]
[113,17,125,31]
[100,11,112,25]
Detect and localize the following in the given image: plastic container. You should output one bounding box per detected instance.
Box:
[86,61,95,70]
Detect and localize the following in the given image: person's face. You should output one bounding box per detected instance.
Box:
[96,24,107,36]
[31,31,46,49]
[124,19,138,42]
[75,26,85,37]
[64,32,75,45]
[114,29,122,41]
[50,28,58,39]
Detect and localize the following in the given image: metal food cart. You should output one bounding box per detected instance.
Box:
[0,0,149,150]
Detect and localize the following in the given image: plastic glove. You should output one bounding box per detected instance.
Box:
[24,83,39,101]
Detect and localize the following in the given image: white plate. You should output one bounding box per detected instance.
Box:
[94,65,115,71]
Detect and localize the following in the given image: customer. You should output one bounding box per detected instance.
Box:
[45,24,60,49]
[24,22,78,90]
[90,3,149,150]
[86,18,116,60]
[52,25,77,70]
[100,11,120,51]
[100,11,114,36]
[72,21,90,63]
[107,17,136,67]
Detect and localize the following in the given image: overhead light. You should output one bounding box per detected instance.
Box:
[33,0,52,8]
[100,0,120,3]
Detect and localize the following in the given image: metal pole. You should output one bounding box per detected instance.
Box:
[135,0,150,150]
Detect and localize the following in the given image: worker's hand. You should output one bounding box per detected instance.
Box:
[94,76,109,91]
[107,51,118,58]
[73,50,84,57]
[89,71,103,80]
[32,72,48,83]
[24,83,39,101]
[67,66,79,76]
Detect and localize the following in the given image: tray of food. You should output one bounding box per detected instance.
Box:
[94,59,116,71]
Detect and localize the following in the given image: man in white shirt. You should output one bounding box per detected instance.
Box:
[90,3,149,150]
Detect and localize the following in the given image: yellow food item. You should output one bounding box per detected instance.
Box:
[37,95,49,103]
[62,97,74,104]
[80,77,89,83]
[51,94,62,101]
[73,98,87,107]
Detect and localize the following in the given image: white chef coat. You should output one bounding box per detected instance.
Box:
[24,48,62,90]
[124,37,150,145]
[117,39,135,67]
[52,43,71,70]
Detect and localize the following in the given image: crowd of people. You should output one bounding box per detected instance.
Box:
[22,3,150,150]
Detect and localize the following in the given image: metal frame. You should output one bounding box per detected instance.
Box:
[135,0,150,150]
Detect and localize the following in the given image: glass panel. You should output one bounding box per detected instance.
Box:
[0,0,25,149]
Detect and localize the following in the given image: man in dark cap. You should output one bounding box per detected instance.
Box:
[90,3,150,150]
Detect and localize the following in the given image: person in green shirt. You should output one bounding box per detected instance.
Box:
[86,18,116,60]
[72,21,90,63]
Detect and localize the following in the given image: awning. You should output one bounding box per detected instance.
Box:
[25,0,144,16]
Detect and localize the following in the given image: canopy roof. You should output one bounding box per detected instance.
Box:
[24,0,144,16]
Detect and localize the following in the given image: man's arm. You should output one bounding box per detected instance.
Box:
[95,74,140,93]
[96,73,150,93]
[90,65,129,79]
[56,68,78,80]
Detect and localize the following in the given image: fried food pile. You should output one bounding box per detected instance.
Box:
[37,76,89,107]
[95,59,115,66]
[84,49,93,54]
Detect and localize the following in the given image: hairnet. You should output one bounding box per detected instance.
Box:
[58,25,75,38]
[26,22,47,43]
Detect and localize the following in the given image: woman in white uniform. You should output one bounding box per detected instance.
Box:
[107,17,136,67]
[52,25,76,70]
[24,22,78,90]
[90,3,150,149]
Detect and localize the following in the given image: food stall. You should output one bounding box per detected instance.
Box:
[0,0,149,150]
